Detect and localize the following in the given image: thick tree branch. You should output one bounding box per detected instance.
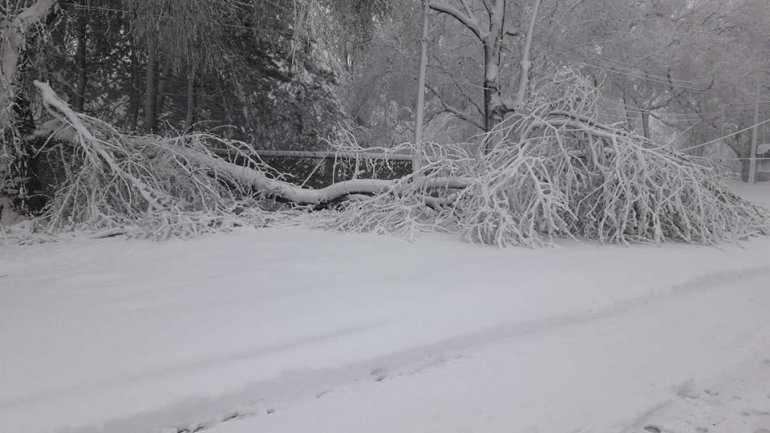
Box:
[177,148,472,205]
[176,148,396,204]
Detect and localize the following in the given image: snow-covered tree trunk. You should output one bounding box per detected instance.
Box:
[430,0,508,134]
[430,0,541,145]
[73,14,87,112]
[128,43,140,131]
[483,0,506,133]
[185,66,196,129]
[482,45,502,132]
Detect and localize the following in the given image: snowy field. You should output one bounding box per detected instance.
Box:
[2,182,770,433]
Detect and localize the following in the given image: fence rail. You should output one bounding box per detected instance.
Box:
[251,149,414,161]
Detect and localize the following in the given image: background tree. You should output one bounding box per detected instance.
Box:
[0,0,57,222]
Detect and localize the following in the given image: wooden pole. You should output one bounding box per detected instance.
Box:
[720,105,724,140]
[413,0,430,172]
[749,81,760,184]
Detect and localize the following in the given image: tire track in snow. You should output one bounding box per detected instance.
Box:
[0,322,385,411]
[199,265,770,433]
[133,264,770,433]
[362,264,770,370]
[13,264,770,433]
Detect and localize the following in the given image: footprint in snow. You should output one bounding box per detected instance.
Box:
[370,367,388,382]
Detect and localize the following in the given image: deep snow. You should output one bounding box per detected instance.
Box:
[1,182,770,433]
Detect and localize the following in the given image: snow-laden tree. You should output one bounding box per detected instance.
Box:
[427,0,542,134]
[0,0,58,223]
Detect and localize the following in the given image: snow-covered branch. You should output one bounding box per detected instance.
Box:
[170,146,395,204]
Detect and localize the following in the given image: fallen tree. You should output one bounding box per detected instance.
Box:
[26,81,413,238]
[19,74,770,246]
[321,72,770,246]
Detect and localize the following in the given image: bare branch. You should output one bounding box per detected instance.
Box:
[428,53,485,118]
[426,84,485,130]
[429,1,487,41]
[458,0,474,18]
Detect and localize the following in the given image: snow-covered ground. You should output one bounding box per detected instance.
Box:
[2,182,770,433]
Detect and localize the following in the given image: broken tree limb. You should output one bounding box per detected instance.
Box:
[170,145,396,204]
[35,80,173,211]
[33,81,468,210]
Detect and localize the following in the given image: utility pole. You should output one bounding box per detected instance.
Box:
[720,105,724,140]
[413,0,430,172]
[749,81,761,184]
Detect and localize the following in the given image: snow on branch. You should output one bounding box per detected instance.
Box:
[171,146,395,204]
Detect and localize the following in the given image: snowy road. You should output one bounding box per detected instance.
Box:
[204,265,770,433]
[2,185,770,433]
